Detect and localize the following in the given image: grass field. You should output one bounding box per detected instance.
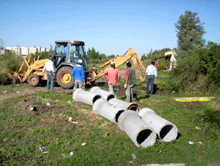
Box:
[0,70,220,166]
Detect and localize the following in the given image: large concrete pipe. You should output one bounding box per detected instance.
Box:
[108,98,139,111]
[93,98,124,123]
[90,86,115,101]
[118,110,156,148]
[139,108,178,142]
[73,88,101,106]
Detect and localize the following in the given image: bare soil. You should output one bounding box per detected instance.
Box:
[0,86,73,101]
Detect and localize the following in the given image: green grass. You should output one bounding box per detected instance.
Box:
[0,72,220,165]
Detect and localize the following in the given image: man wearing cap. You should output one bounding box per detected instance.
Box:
[43,55,55,91]
[71,59,85,90]
[103,61,120,94]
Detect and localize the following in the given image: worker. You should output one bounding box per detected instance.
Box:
[103,61,120,94]
[124,61,136,102]
[43,55,55,91]
[71,59,85,91]
[62,46,67,55]
[143,61,157,94]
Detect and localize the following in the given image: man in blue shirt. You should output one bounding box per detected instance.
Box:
[71,59,85,90]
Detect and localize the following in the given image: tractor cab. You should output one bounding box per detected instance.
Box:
[52,40,88,89]
[53,40,88,71]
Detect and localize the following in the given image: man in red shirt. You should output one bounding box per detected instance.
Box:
[103,61,120,94]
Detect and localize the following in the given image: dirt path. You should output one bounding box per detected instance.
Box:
[0,86,73,101]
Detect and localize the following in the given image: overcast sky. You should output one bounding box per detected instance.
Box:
[1,0,219,56]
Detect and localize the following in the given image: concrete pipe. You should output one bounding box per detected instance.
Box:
[118,110,156,148]
[72,88,101,106]
[93,98,124,123]
[90,86,115,101]
[108,98,139,111]
[139,108,178,142]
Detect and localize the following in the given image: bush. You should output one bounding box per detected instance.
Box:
[157,63,167,70]
[169,42,220,93]
[0,52,23,84]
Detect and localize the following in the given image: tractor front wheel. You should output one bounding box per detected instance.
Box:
[56,66,74,89]
[28,74,40,87]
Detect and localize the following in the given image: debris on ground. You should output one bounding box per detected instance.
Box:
[131,153,137,160]
[103,132,110,137]
[68,117,73,123]
[81,142,86,146]
[188,141,194,144]
[39,146,48,154]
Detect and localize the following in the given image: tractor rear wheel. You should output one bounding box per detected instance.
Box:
[28,74,40,87]
[56,66,74,89]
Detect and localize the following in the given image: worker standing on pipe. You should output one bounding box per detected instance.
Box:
[143,62,157,94]
[124,62,136,102]
[71,59,85,90]
[103,61,120,94]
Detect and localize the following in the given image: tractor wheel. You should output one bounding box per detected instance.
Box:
[28,74,40,87]
[56,66,74,89]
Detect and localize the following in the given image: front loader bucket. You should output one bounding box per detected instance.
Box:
[7,73,21,84]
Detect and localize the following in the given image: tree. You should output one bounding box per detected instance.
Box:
[141,54,147,60]
[0,39,4,50]
[99,53,107,60]
[87,47,99,59]
[175,11,206,58]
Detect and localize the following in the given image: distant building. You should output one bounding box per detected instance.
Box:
[0,50,5,55]
[4,45,48,56]
[21,47,29,56]
[12,45,21,55]
[29,46,38,55]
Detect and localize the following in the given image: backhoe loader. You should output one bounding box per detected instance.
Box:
[12,40,88,89]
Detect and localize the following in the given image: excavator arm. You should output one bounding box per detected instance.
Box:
[90,47,145,82]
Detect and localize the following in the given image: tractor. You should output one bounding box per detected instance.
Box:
[12,40,88,89]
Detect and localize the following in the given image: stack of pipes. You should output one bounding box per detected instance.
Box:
[73,87,178,148]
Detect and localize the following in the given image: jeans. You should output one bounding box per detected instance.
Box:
[47,71,54,91]
[73,80,84,91]
[146,75,155,94]
[126,84,134,102]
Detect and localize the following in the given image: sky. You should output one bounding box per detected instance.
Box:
[0,0,220,56]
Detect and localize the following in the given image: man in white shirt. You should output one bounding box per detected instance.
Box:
[43,55,55,91]
[143,62,157,94]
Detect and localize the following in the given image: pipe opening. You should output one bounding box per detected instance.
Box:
[137,129,152,145]
[159,125,173,140]
[115,110,124,123]
[92,95,101,104]
[128,104,139,111]
[107,94,115,101]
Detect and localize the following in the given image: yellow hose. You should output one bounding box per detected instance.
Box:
[175,97,213,102]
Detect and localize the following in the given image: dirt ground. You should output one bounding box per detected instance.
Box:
[0,85,73,101]
[0,81,170,101]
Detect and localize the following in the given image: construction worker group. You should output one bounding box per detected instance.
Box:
[43,56,157,102]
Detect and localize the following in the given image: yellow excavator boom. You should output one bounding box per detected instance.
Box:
[90,47,145,82]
